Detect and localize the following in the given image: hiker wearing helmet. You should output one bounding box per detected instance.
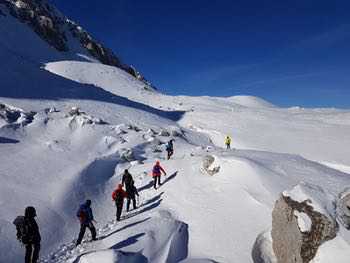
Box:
[166,139,174,160]
[13,206,41,263]
[112,184,128,221]
[76,200,97,246]
[122,169,139,212]
[152,161,166,189]
[225,135,231,149]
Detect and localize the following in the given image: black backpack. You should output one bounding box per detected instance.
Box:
[123,173,134,188]
[13,216,30,244]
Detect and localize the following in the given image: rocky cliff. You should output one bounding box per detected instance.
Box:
[0,0,154,88]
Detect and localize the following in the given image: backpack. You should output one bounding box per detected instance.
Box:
[77,208,87,223]
[123,173,134,188]
[166,142,173,151]
[13,216,30,244]
[153,165,161,175]
[113,189,125,203]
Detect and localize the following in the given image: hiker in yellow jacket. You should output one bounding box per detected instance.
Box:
[225,135,231,149]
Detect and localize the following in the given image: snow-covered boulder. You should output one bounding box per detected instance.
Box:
[201,155,220,176]
[66,107,107,128]
[271,183,338,263]
[119,148,135,162]
[67,106,81,116]
[127,124,142,132]
[112,124,128,135]
[170,127,184,137]
[159,129,170,137]
[44,107,59,114]
[336,188,350,229]
[0,103,35,128]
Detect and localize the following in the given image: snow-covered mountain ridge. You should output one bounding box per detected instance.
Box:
[0,0,152,87]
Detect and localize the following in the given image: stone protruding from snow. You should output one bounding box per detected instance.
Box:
[44,107,59,114]
[271,183,338,263]
[159,129,170,137]
[127,124,142,132]
[0,103,35,128]
[66,107,107,127]
[120,148,135,162]
[336,188,350,229]
[202,155,220,176]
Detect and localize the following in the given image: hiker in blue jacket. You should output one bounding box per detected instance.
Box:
[76,200,97,246]
[166,139,174,160]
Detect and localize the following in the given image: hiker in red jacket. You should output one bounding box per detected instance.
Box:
[112,184,128,221]
[152,161,166,189]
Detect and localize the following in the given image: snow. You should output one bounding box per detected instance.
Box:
[252,230,277,263]
[283,183,336,220]
[227,95,277,108]
[1,2,350,262]
[310,233,350,263]
[294,211,312,232]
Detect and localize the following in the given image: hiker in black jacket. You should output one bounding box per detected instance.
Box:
[122,169,139,211]
[13,206,41,263]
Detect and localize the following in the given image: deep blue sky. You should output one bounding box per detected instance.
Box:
[51,0,350,108]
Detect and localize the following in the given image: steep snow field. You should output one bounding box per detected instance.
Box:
[2,3,350,262]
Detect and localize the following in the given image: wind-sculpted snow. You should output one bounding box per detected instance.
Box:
[42,209,189,263]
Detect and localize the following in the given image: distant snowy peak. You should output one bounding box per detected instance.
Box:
[228,95,277,108]
[0,0,154,88]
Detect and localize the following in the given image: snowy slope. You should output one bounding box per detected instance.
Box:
[2,60,350,262]
[1,2,350,263]
[45,60,350,167]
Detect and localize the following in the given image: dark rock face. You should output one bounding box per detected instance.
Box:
[271,185,338,263]
[3,0,68,51]
[0,0,154,88]
[67,20,122,67]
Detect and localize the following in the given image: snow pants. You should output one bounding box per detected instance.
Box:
[167,150,173,160]
[153,175,161,189]
[126,197,137,212]
[115,201,124,221]
[25,242,40,263]
[76,222,96,245]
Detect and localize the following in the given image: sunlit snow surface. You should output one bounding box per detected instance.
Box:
[1,4,350,262]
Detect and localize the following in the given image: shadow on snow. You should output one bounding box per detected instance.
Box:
[0,64,185,121]
[0,136,19,143]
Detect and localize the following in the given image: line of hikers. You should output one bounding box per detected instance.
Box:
[13,160,168,263]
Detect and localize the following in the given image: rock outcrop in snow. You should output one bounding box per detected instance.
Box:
[271,183,338,263]
[0,102,35,128]
[336,188,350,230]
[66,107,108,128]
[201,155,220,176]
